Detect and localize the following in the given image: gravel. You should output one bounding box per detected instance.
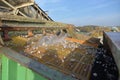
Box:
[90,45,119,80]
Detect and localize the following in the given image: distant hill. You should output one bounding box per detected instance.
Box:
[76,25,111,37]
[117,26,120,31]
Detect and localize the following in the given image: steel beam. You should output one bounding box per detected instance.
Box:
[1,0,28,17]
[33,4,51,21]
[15,2,34,9]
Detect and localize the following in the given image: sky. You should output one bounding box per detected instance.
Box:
[35,0,120,26]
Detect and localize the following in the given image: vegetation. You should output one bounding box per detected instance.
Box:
[117,26,120,31]
[76,25,111,37]
[76,25,98,32]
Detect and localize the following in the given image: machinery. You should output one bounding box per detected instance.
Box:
[0,0,119,80]
[0,1,95,80]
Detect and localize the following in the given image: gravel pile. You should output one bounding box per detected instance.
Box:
[90,45,119,80]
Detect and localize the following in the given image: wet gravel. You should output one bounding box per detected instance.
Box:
[90,44,119,80]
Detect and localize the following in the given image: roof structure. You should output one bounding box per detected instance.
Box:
[0,14,69,28]
[0,0,53,21]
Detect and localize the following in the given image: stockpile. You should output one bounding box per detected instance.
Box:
[90,45,119,80]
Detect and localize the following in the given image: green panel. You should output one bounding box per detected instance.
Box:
[26,69,34,80]
[1,55,47,80]
[2,55,9,80]
[28,69,47,80]
[17,64,26,80]
[0,54,2,80]
[9,59,17,80]
[26,68,47,80]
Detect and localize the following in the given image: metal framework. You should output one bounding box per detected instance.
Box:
[0,0,53,21]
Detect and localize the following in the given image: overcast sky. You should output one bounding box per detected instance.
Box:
[35,0,120,26]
